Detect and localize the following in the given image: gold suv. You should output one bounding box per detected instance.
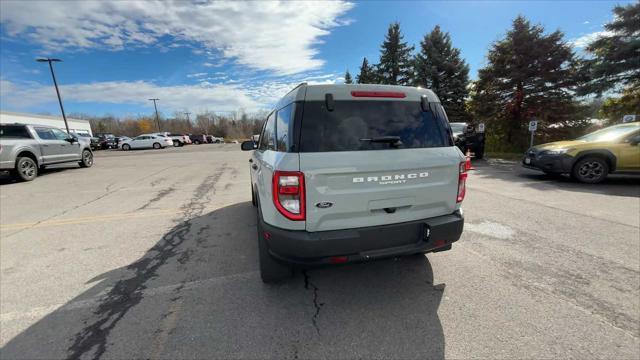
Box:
[523,122,640,183]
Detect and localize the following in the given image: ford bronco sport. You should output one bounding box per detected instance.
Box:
[241,84,467,283]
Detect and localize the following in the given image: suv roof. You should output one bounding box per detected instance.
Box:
[276,84,441,109]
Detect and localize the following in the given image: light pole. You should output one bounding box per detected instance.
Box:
[148,98,161,132]
[36,58,70,134]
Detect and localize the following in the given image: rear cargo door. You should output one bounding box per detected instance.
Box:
[299,99,462,232]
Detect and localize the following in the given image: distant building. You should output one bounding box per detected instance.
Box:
[0,111,93,136]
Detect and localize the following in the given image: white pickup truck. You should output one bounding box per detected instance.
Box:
[0,123,94,181]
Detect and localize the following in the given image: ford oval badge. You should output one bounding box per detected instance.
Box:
[316,201,333,209]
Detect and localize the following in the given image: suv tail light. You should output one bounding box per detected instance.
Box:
[273,171,305,221]
[457,162,467,203]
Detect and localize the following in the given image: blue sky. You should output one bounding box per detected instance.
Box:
[0,0,629,118]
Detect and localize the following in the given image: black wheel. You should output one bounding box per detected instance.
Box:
[15,157,37,181]
[572,157,609,184]
[256,204,292,283]
[79,149,93,168]
[251,185,257,207]
[194,140,201,145]
[153,142,161,149]
[173,140,180,147]
[122,144,131,151]
[475,146,484,160]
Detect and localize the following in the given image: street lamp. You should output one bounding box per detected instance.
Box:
[36,58,70,134]
[148,98,161,132]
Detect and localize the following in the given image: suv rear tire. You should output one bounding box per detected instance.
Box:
[572,156,609,184]
[256,204,292,283]
[15,156,37,181]
[173,140,181,147]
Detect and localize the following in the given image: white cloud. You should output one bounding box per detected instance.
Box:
[1,79,257,113]
[569,30,613,48]
[186,72,207,78]
[0,72,344,114]
[582,20,590,25]
[0,0,354,75]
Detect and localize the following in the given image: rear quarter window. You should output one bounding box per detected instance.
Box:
[276,103,294,152]
[299,100,450,152]
[0,125,32,139]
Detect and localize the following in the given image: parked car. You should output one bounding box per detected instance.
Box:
[120,134,173,150]
[72,131,100,150]
[153,132,190,147]
[95,133,117,149]
[450,122,485,159]
[241,84,466,283]
[189,134,207,144]
[205,135,224,143]
[0,123,94,181]
[523,121,640,183]
[115,136,131,148]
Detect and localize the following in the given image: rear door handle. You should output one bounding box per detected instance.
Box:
[249,159,253,163]
[251,164,258,170]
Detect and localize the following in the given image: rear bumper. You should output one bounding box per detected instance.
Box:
[262,210,464,266]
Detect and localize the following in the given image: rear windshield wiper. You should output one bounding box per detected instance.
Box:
[359,136,403,148]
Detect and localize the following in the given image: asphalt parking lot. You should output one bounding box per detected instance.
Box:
[0,145,638,359]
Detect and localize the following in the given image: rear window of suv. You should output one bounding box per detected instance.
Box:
[299,100,451,152]
[0,125,32,139]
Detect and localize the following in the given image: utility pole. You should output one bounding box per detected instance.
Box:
[148,98,160,132]
[184,112,191,122]
[36,58,70,134]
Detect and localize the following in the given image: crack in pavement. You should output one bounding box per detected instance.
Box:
[303,271,324,335]
[137,186,176,211]
[65,165,228,359]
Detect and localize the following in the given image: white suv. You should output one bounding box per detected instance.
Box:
[241,84,467,283]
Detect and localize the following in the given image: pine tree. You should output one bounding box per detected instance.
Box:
[377,22,414,85]
[356,57,376,84]
[469,16,582,150]
[344,70,353,84]
[579,2,640,95]
[414,25,470,122]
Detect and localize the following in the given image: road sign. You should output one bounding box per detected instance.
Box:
[478,123,485,133]
[528,120,538,132]
[622,115,636,123]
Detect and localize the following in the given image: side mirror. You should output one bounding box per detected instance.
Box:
[66,136,76,143]
[241,140,257,151]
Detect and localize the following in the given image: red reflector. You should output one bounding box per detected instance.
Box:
[329,256,348,264]
[263,231,271,240]
[433,239,446,248]
[350,91,406,98]
[279,185,299,195]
